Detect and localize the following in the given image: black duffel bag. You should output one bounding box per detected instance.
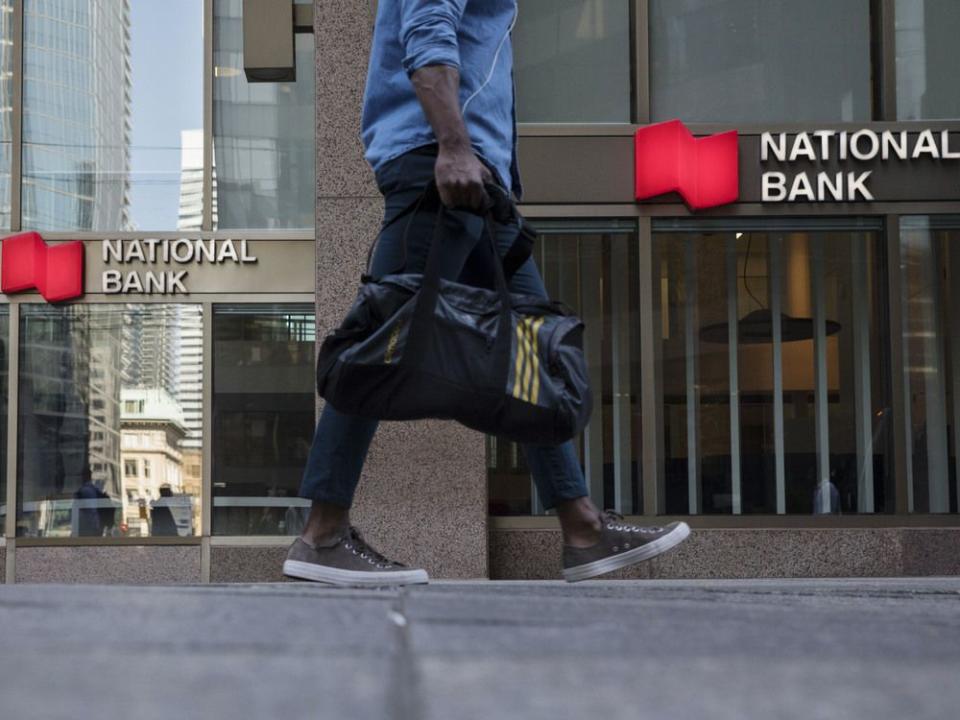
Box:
[315,188,592,445]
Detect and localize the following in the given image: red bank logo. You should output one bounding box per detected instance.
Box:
[1,231,84,302]
[634,119,739,210]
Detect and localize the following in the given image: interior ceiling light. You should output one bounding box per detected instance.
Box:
[700,234,842,345]
[701,308,841,344]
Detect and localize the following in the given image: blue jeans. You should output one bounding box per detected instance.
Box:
[299,149,589,510]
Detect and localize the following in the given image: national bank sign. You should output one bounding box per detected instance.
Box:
[0,231,258,302]
[0,232,84,302]
[634,119,960,209]
[759,128,960,202]
[101,238,257,293]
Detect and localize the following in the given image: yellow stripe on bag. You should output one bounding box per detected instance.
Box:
[513,320,526,399]
[529,316,545,405]
[511,317,546,404]
[520,318,535,402]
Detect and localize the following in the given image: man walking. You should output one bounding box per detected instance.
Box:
[283,0,689,586]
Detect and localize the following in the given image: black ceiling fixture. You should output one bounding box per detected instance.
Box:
[699,234,842,345]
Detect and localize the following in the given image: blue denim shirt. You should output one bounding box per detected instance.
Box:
[361,0,522,198]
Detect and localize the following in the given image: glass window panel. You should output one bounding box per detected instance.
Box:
[488,228,642,516]
[17,304,203,538]
[513,0,631,123]
[900,217,960,513]
[655,224,892,515]
[22,0,203,232]
[896,0,960,120]
[736,234,776,513]
[1,305,8,526]
[650,0,872,123]
[695,238,732,513]
[658,235,732,514]
[0,0,13,229]
[212,304,316,535]
[213,0,315,229]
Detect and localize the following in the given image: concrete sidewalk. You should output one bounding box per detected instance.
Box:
[0,578,957,720]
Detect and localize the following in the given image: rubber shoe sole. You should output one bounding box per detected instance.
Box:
[562,522,691,583]
[283,559,429,587]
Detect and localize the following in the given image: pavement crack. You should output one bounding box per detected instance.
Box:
[387,589,425,720]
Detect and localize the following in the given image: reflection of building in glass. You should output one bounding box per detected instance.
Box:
[22,0,133,231]
[1,0,13,228]
[120,388,191,537]
[212,306,315,535]
[896,0,960,120]
[177,306,204,451]
[122,305,180,399]
[88,338,123,493]
[177,128,217,231]
[16,305,203,538]
[513,0,632,123]
[18,306,124,537]
[120,304,203,451]
[181,447,203,533]
[213,0,315,229]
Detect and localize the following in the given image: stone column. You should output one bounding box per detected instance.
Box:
[313,1,487,578]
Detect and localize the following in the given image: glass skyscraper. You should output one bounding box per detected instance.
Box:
[22,0,133,231]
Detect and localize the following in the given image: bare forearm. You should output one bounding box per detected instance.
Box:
[410,65,470,152]
[410,65,491,210]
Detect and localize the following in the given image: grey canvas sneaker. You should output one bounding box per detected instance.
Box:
[562,511,690,582]
[283,526,429,587]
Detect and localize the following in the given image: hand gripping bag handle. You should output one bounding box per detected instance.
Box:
[365,181,534,281]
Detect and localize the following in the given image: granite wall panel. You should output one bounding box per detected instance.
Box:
[314,0,379,199]
[900,529,960,576]
[489,528,960,580]
[15,546,202,585]
[312,2,488,578]
[210,546,290,584]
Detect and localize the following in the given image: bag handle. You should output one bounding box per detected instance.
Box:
[413,185,513,312]
[482,210,517,391]
[364,181,534,280]
[402,198,515,389]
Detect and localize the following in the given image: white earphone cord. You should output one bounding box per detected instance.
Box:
[461,4,518,117]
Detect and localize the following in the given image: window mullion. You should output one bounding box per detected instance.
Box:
[11,0,24,232]
[201,301,213,537]
[5,303,20,541]
[877,0,897,121]
[633,0,650,125]
[203,0,214,232]
[885,215,910,514]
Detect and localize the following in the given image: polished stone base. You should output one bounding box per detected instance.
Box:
[210,545,290,584]
[4,528,958,583]
[209,537,481,584]
[14,546,201,584]
[490,527,960,580]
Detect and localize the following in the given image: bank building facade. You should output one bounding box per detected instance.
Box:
[0,0,957,583]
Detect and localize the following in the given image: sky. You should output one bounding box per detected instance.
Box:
[128,0,204,231]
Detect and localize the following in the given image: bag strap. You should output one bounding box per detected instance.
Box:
[363,189,435,277]
[501,217,535,278]
[483,211,516,390]
[364,182,535,281]
[484,183,537,280]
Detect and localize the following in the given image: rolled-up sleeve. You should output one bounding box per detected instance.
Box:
[399,0,468,75]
